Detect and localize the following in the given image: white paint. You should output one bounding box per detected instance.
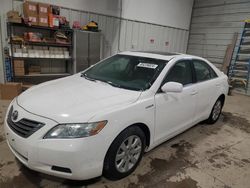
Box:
[4,51,228,180]
[137,62,158,69]
[122,0,194,30]
[161,82,183,93]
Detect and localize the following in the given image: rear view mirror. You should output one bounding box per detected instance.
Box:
[161,82,183,93]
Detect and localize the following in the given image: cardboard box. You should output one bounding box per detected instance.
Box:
[8,17,22,23]
[13,60,24,68]
[13,60,25,76]
[7,10,22,23]
[23,1,38,25]
[38,3,49,15]
[38,15,48,27]
[7,11,19,18]
[14,68,25,76]
[27,15,38,26]
[23,1,38,17]
[0,82,22,100]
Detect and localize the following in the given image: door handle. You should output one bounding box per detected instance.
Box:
[216,83,220,87]
[191,91,198,95]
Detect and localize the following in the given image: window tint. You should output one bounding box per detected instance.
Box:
[193,60,217,82]
[84,55,166,91]
[98,57,130,76]
[164,60,193,85]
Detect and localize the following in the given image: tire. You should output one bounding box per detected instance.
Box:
[103,126,146,180]
[206,98,223,124]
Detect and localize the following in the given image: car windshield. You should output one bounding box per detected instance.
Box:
[82,54,167,91]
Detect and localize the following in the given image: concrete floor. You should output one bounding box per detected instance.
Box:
[0,93,250,188]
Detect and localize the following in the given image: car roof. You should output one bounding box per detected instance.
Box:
[118,51,196,61]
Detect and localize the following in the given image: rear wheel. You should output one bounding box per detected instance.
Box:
[206,98,223,124]
[103,126,145,180]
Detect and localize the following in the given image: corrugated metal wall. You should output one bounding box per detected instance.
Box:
[59,7,190,58]
[0,1,190,83]
[187,0,250,69]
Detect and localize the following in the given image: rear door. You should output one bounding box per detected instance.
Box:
[191,59,220,122]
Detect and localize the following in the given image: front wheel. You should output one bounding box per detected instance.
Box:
[206,98,223,124]
[103,126,146,180]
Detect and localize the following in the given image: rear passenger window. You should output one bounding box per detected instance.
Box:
[164,60,193,86]
[193,60,217,82]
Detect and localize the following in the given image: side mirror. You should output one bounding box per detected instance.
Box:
[161,82,183,93]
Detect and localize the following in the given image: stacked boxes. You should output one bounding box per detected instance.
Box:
[13,60,25,76]
[23,1,49,27]
[38,3,49,27]
[23,1,38,25]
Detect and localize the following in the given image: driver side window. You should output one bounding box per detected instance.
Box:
[163,60,193,86]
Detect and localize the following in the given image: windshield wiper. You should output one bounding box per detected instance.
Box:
[98,80,121,88]
[81,73,96,82]
[99,80,142,91]
[81,74,142,91]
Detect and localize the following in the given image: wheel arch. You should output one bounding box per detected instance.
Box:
[218,94,225,107]
[110,122,151,149]
[104,121,151,154]
[128,123,151,148]
[102,122,151,174]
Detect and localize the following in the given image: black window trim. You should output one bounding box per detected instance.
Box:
[191,58,218,84]
[157,59,195,93]
[156,58,219,93]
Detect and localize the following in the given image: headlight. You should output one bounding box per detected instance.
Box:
[44,121,107,139]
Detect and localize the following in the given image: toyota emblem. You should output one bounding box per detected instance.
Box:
[11,110,18,121]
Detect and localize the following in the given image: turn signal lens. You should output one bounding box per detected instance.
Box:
[90,121,107,136]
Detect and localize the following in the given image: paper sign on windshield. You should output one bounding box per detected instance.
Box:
[137,63,158,69]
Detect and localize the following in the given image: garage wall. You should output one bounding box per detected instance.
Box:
[0,0,193,83]
[30,0,193,30]
[187,0,250,68]
[122,0,193,30]
[30,0,122,17]
[55,6,190,58]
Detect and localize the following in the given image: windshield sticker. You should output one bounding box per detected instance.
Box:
[137,63,158,69]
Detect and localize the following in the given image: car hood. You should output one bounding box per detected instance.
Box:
[17,75,141,123]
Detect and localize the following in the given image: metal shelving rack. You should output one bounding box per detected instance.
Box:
[7,22,74,85]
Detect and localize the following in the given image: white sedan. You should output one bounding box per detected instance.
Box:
[4,51,228,180]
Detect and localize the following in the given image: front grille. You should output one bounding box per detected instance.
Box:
[7,106,45,138]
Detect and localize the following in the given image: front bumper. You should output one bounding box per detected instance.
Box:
[4,99,106,180]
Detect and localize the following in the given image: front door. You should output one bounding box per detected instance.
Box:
[154,60,197,144]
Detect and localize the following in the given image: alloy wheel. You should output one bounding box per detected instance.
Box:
[212,100,222,121]
[115,135,142,173]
